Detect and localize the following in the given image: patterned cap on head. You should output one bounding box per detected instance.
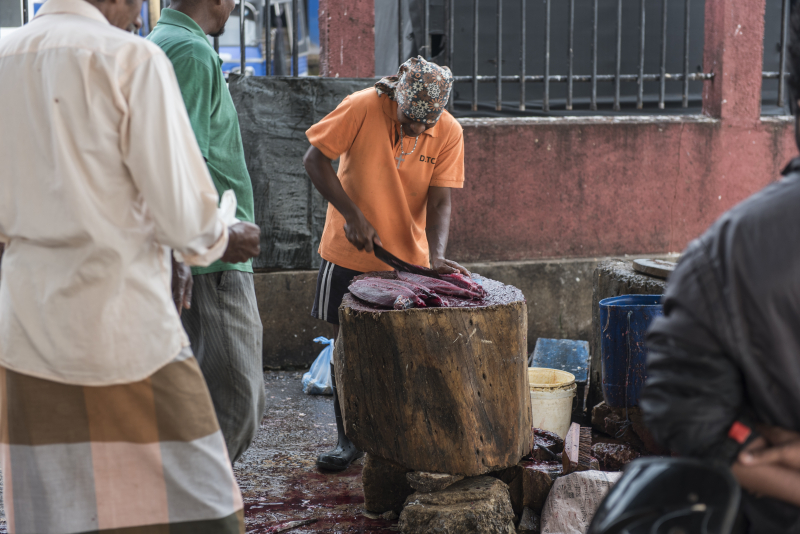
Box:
[375,56,454,125]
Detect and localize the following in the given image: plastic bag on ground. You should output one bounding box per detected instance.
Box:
[541,471,622,534]
[302,337,334,395]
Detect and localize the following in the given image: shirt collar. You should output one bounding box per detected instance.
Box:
[381,93,440,138]
[36,0,109,25]
[782,156,800,176]
[155,8,209,41]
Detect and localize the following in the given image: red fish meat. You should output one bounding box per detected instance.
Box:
[441,273,487,297]
[396,272,483,300]
[348,279,426,310]
[389,279,447,307]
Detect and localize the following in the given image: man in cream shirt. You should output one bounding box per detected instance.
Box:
[0,0,259,532]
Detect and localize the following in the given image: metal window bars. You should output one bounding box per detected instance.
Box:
[762,0,791,110]
[434,0,714,112]
[13,0,793,104]
[241,0,247,73]
[775,0,790,108]
[220,0,788,111]
[397,0,780,113]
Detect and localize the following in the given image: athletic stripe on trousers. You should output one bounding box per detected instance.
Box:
[321,262,334,322]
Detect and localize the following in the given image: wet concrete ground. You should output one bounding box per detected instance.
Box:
[0,371,395,534]
[236,371,397,533]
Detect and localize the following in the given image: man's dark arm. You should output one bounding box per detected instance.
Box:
[426,186,469,275]
[303,145,382,253]
[0,242,4,266]
[733,428,800,507]
[732,461,800,507]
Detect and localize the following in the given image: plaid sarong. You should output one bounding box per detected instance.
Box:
[0,348,245,534]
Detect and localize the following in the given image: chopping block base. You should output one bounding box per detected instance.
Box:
[335,276,532,477]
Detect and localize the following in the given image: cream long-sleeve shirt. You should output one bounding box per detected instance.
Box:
[0,0,231,385]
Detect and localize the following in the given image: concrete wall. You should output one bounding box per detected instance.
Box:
[230,77,373,270]
[448,115,795,262]
[255,270,336,368]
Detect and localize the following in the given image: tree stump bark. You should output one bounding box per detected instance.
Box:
[334,275,532,476]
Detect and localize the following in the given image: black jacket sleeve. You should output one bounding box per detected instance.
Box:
[641,303,745,460]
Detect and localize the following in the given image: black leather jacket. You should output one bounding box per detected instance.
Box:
[642,158,800,533]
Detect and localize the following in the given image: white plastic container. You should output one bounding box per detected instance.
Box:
[528,367,577,440]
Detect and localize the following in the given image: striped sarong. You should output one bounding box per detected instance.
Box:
[0,348,244,534]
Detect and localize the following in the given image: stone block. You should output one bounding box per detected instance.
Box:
[521,462,561,514]
[530,428,564,461]
[591,401,644,450]
[406,472,464,493]
[399,476,516,534]
[494,461,562,516]
[591,402,668,455]
[494,466,524,516]
[518,507,540,534]
[591,443,641,471]
[362,454,414,514]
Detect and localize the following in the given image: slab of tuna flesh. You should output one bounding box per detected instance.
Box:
[441,273,488,297]
[348,279,426,310]
[388,279,447,307]
[397,272,483,300]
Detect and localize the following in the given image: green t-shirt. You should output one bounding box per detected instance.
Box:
[148,9,255,275]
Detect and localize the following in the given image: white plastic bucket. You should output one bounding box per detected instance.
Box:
[528,367,577,440]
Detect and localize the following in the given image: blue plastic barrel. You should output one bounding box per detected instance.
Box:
[599,295,663,408]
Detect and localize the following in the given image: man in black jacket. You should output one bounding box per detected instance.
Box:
[640,6,800,533]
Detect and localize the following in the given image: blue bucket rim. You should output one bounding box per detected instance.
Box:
[599,294,663,308]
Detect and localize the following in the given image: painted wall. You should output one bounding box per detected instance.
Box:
[448,115,795,261]
[318,0,374,77]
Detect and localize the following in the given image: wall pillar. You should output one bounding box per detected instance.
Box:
[702,0,767,125]
[318,0,376,78]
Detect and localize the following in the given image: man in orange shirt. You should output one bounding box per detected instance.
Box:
[303,56,469,471]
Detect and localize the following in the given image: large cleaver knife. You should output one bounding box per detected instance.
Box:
[373,245,442,279]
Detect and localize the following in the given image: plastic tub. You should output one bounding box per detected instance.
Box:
[528,367,577,439]
[599,294,663,408]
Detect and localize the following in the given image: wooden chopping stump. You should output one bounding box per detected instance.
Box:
[334,274,532,476]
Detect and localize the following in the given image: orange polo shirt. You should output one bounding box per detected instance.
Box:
[306,88,465,273]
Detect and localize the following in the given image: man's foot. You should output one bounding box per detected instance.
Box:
[316,440,365,471]
[317,360,364,471]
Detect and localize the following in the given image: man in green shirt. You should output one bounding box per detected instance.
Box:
[148,0,265,463]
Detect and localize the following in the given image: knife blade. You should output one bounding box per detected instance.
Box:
[373,245,442,279]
